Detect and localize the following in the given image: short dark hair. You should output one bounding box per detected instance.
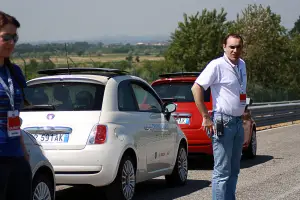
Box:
[223,34,243,46]
[0,11,20,30]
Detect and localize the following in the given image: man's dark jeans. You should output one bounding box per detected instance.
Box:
[0,157,32,200]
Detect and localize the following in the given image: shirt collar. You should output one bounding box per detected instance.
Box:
[223,53,239,68]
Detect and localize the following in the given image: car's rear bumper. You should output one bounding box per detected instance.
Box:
[188,144,213,155]
[181,129,213,155]
[54,169,111,187]
[182,126,250,154]
[44,145,120,187]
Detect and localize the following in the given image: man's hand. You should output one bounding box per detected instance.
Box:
[242,109,251,120]
[202,116,215,134]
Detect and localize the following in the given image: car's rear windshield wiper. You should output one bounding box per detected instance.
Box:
[161,98,178,103]
[21,104,56,111]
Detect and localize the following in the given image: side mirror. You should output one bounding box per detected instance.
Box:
[163,102,177,121]
[164,102,177,113]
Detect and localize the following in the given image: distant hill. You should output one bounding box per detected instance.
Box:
[19,34,171,45]
[88,35,170,44]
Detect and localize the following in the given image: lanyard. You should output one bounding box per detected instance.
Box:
[0,67,15,110]
[223,55,243,88]
[233,66,242,86]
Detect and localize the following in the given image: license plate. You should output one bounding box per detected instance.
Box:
[176,118,190,125]
[32,133,69,143]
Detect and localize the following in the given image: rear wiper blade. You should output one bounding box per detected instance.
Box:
[21,104,56,111]
[161,98,178,103]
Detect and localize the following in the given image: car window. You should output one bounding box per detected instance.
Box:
[152,82,211,102]
[118,80,138,111]
[23,82,105,111]
[131,83,162,113]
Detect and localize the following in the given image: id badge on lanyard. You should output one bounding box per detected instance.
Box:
[7,110,21,137]
[224,55,247,106]
[0,67,21,137]
[234,66,246,106]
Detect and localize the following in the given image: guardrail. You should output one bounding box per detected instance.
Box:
[252,100,300,106]
[249,102,300,127]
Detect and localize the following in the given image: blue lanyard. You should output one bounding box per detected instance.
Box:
[223,55,243,86]
[0,67,15,110]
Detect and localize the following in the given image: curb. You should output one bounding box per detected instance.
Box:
[256,120,300,131]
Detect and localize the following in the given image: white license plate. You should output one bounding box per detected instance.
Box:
[32,133,69,143]
[176,118,190,125]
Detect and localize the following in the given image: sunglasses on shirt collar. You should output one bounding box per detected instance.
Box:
[0,34,19,43]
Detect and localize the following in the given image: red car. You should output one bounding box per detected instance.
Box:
[152,72,257,159]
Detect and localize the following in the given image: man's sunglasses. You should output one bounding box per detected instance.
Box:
[0,34,19,43]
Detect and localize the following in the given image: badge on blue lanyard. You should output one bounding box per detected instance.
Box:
[0,67,21,137]
[223,55,246,106]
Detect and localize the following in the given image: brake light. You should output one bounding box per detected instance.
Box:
[88,124,107,144]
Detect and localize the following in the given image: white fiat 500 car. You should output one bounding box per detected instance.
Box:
[20,68,188,200]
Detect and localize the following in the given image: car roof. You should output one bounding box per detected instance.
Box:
[158,72,201,78]
[152,72,201,85]
[37,67,128,76]
[26,67,152,87]
[27,67,129,85]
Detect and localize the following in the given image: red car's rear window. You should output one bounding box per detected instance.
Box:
[152,82,211,102]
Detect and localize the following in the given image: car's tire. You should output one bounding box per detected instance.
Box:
[105,155,136,200]
[165,144,188,187]
[243,129,257,159]
[32,173,54,200]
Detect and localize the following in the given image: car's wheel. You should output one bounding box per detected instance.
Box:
[165,144,188,187]
[105,155,136,200]
[243,129,257,159]
[32,173,54,200]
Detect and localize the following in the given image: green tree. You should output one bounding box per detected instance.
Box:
[125,51,133,62]
[230,4,289,89]
[165,8,229,71]
[76,50,85,56]
[26,59,39,80]
[290,16,300,34]
[286,33,300,92]
[138,60,180,82]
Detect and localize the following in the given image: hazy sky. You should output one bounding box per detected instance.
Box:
[2,0,300,43]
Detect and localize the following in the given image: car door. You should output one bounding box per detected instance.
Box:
[117,80,149,181]
[129,81,173,174]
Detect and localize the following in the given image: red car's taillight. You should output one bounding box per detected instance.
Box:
[88,124,107,145]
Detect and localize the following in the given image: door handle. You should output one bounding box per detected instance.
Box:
[144,125,153,131]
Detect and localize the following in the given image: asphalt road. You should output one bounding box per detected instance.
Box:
[56,124,300,200]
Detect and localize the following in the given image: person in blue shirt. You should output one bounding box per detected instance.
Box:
[0,11,32,200]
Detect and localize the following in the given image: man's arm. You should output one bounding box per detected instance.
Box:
[192,60,218,133]
[191,83,210,119]
[191,83,214,133]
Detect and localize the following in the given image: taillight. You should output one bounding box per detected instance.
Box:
[88,124,107,145]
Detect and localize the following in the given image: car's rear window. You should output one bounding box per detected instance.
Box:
[23,82,105,111]
[152,82,211,102]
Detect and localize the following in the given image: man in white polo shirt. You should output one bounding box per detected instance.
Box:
[191,34,247,200]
